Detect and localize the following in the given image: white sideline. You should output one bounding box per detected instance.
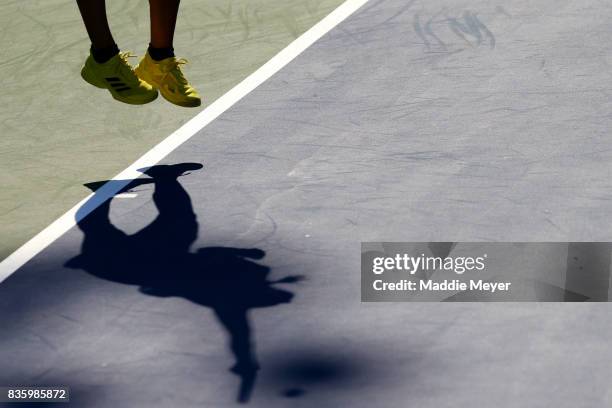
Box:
[0,0,371,284]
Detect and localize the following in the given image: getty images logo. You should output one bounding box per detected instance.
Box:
[372,253,488,275]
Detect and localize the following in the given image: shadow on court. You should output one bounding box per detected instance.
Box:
[65,163,303,403]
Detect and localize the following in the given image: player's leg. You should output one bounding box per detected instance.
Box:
[214,307,259,403]
[76,0,117,60]
[65,195,129,276]
[213,307,260,375]
[76,0,158,104]
[149,0,180,53]
[131,164,201,256]
[135,0,202,107]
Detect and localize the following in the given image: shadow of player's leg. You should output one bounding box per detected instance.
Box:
[132,170,198,254]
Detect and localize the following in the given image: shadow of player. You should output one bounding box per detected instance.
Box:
[66,163,302,403]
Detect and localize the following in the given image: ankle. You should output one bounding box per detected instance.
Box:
[90,43,120,64]
[148,44,175,61]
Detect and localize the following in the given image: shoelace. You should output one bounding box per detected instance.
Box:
[119,51,137,62]
[116,51,140,84]
[161,58,190,86]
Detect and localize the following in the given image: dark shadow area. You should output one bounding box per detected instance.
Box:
[282,388,306,398]
[273,355,359,385]
[65,163,303,403]
[265,350,373,400]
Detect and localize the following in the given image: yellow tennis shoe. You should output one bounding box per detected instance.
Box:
[135,52,201,107]
[81,52,158,105]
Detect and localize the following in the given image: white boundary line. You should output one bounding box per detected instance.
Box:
[0,0,370,284]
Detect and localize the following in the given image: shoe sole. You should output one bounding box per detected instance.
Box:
[135,66,201,108]
[81,66,158,105]
[159,92,201,108]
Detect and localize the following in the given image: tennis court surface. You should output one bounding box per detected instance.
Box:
[2,0,612,406]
